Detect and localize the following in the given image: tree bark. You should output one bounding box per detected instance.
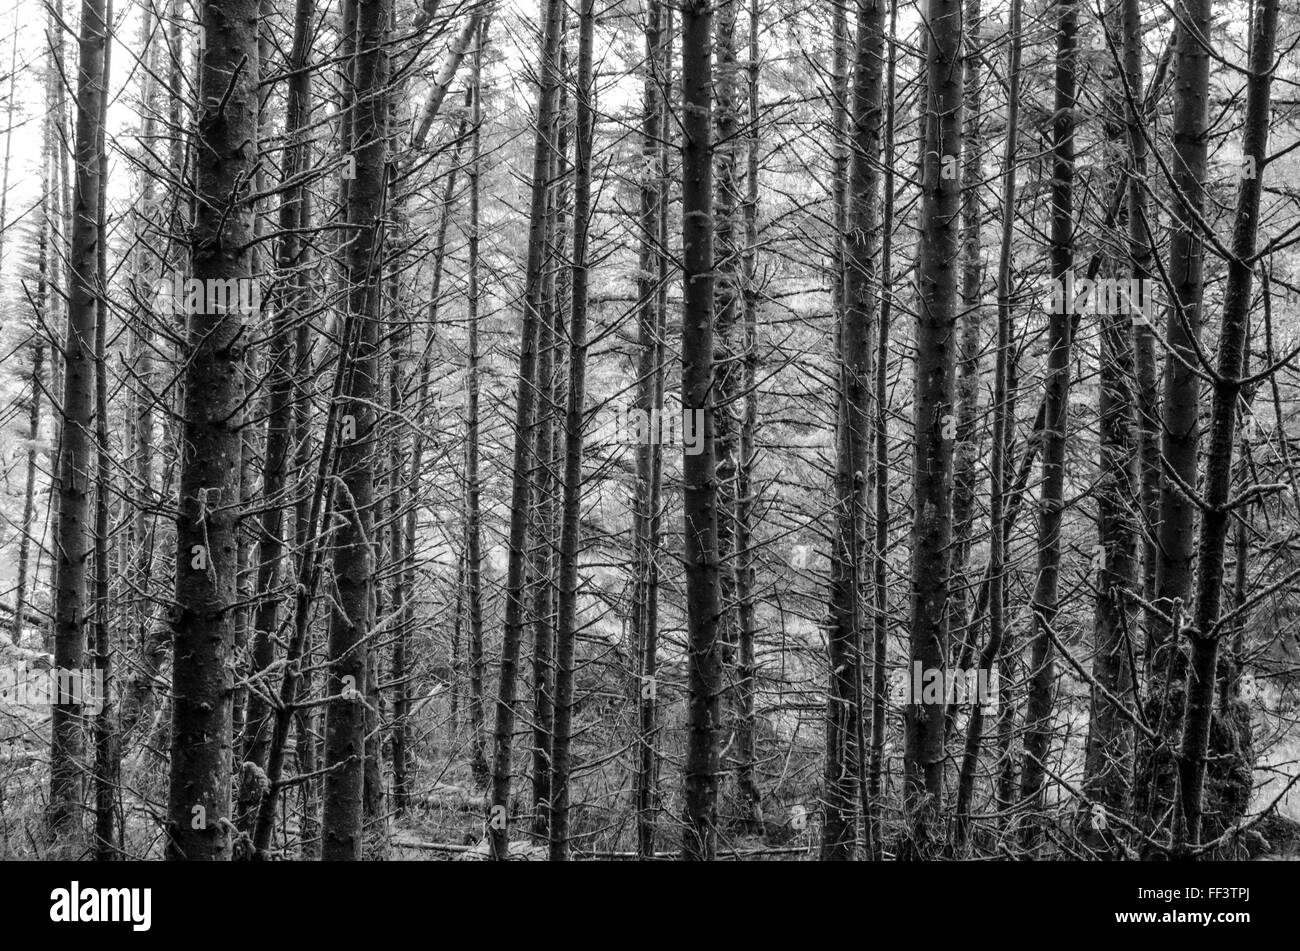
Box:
[465,20,489,790]
[1019,0,1076,849]
[823,0,885,861]
[48,0,109,842]
[680,0,723,862]
[1136,0,1215,841]
[166,0,260,861]
[632,0,670,860]
[1177,0,1276,852]
[901,0,963,857]
[953,0,1020,850]
[321,0,391,861]
[549,0,595,860]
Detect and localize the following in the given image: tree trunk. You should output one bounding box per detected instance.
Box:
[465,19,489,790]
[823,0,885,861]
[244,0,317,773]
[953,0,1020,850]
[680,0,723,861]
[948,0,983,677]
[901,0,963,857]
[549,0,595,860]
[48,0,109,841]
[1177,0,1276,852]
[633,0,670,860]
[1136,0,1214,841]
[733,0,763,834]
[1018,0,1076,850]
[321,0,391,861]
[166,0,260,861]
[91,11,116,857]
[1079,0,1140,853]
[489,0,565,860]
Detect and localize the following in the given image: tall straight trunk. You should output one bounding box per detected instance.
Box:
[529,97,564,837]
[291,310,319,856]
[867,0,898,861]
[953,0,1020,849]
[394,109,470,814]
[388,358,408,816]
[231,0,273,789]
[823,0,885,861]
[91,10,115,857]
[831,0,848,314]
[549,0,595,860]
[242,0,321,861]
[119,0,183,731]
[1080,0,1140,848]
[902,0,962,856]
[633,0,670,859]
[321,0,391,861]
[994,364,1023,820]
[49,0,109,839]
[733,0,762,831]
[712,0,742,784]
[1223,337,1254,708]
[489,0,565,861]
[126,4,158,727]
[13,215,46,646]
[465,20,488,789]
[1177,0,1276,851]
[679,0,723,862]
[1123,0,1158,605]
[1018,0,1076,847]
[47,0,70,451]
[948,0,983,669]
[166,0,259,861]
[1136,0,1214,839]
[244,0,317,772]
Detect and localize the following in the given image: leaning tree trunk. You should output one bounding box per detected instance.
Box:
[1177,0,1276,853]
[243,0,317,774]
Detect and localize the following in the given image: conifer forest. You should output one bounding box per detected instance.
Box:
[0,0,1299,867]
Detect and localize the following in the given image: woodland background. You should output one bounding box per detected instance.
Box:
[0,0,1298,860]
